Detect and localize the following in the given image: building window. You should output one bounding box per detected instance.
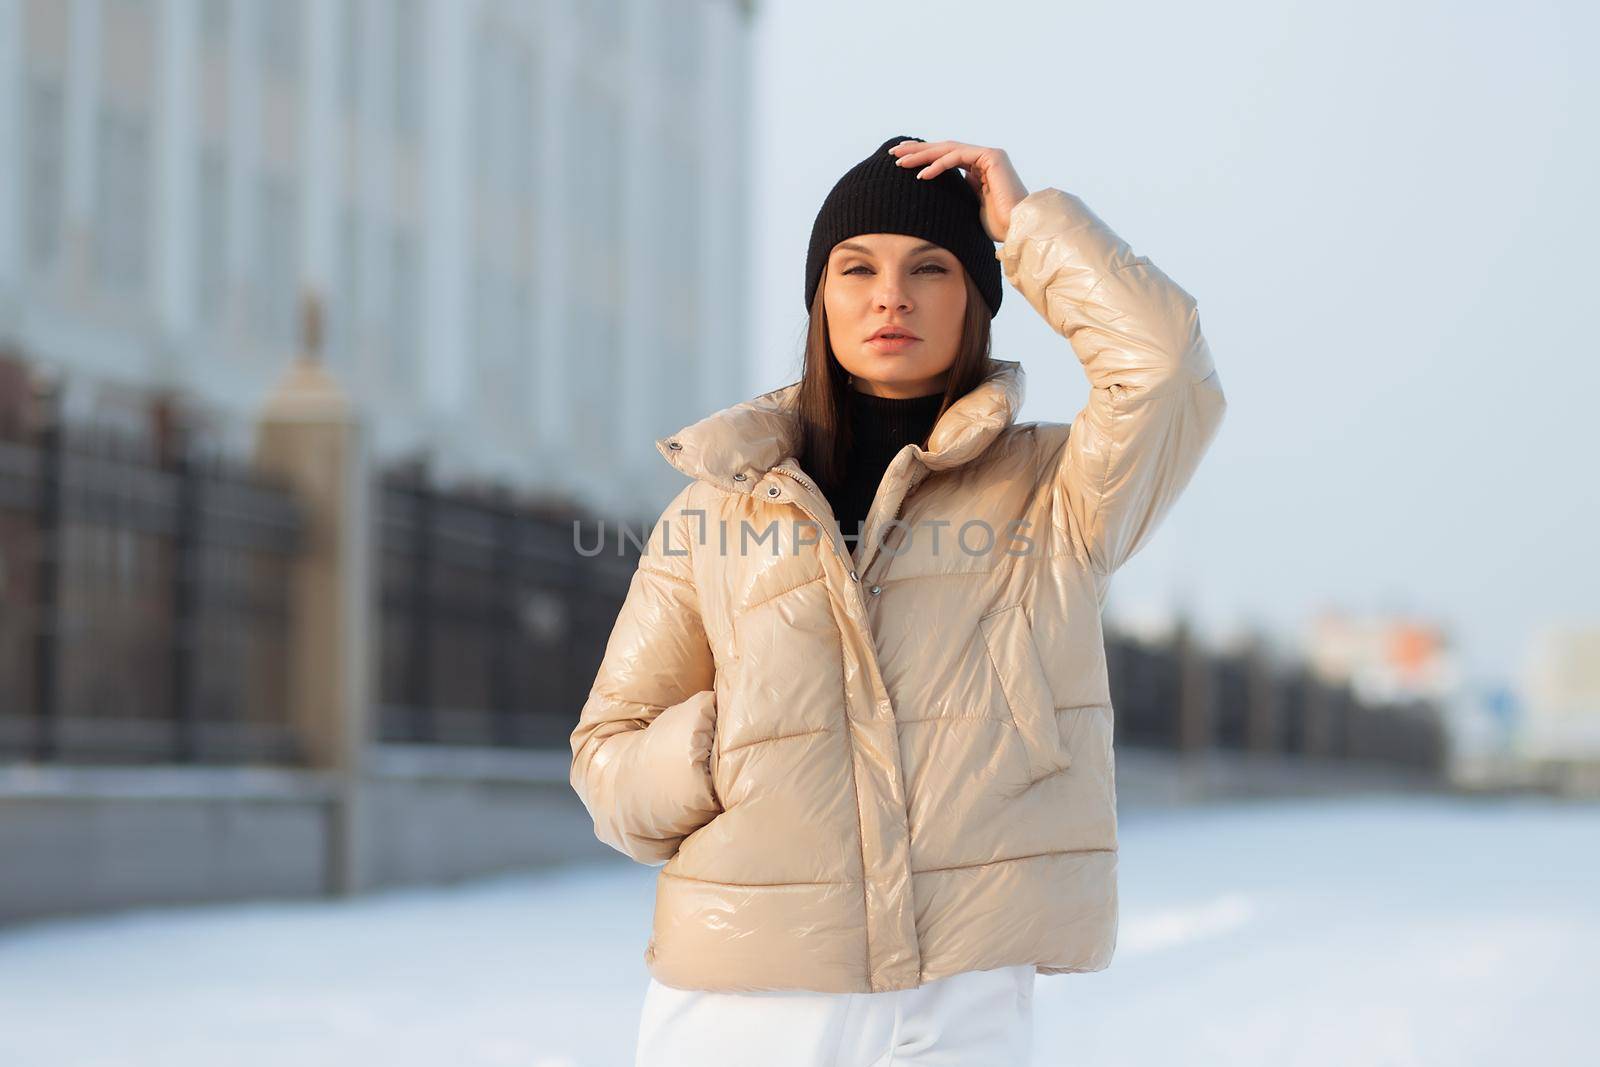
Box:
[200,0,228,46]
[661,0,701,92]
[336,206,362,365]
[390,228,419,379]
[470,19,540,431]
[577,0,623,43]
[93,106,151,294]
[25,76,65,271]
[340,0,362,111]
[196,147,228,326]
[661,141,701,421]
[567,80,623,466]
[258,0,302,78]
[255,174,299,345]
[393,0,421,137]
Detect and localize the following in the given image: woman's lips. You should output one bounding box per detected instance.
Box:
[865,336,921,352]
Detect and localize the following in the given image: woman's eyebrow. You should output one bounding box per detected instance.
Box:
[834,240,945,256]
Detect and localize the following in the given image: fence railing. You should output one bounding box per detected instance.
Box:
[0,358,1448,776]
[0,392,304,764]
[1107,624,1448,772]
[373,462,636,749]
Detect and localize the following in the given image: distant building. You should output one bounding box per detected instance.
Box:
[0,0,755,517]
[1518,625,1600,760]
[1304,609,1459,705]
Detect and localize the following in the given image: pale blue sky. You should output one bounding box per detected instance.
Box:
[745,0,1598,686]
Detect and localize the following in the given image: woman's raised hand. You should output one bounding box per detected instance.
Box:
[888,139,1030,244]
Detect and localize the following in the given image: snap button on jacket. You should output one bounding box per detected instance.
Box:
[570,187,1227,993]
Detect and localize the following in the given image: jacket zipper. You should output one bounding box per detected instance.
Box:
[774,464,924,582]
[773,464,821,499]
[772,466,851,569]
[856,496,904,579]
[859,468,925,578]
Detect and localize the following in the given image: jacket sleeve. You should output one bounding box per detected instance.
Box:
[998,187,1227,576]
[569,484,720,865]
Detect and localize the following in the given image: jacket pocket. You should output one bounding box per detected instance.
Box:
[980,605,1073,781]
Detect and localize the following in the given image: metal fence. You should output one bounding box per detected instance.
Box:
[373,461,636,749]
[0,386,304,764]
[0,362,1448,775]
[1108,629,1448,772]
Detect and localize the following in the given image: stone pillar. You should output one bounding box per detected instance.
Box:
[254,293,373,896]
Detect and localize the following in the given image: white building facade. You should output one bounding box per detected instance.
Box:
[0,0,754,517]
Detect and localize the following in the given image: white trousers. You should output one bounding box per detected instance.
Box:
[635,964,1035,1067]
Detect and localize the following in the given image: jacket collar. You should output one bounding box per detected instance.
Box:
[655,359,1027,495]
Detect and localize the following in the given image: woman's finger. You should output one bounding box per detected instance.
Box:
[889,138,954,157]
[888,139,964,166]
[916,147,981,181]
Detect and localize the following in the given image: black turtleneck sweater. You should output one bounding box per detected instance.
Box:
[824,387,945,560]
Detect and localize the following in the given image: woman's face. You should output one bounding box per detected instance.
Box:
[823,234,967,398]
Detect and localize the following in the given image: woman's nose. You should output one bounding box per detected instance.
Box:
[875,285,911,311]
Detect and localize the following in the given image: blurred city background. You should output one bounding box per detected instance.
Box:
[0,1,1595,1065]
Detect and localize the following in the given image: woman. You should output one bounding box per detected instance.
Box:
[570,135,1227,1066]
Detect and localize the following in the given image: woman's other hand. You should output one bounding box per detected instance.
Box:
[888,139,1030,243]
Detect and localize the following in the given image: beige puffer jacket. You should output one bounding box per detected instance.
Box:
[570,187,1226,993]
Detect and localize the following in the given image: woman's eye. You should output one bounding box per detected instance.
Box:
[842,264,948,275]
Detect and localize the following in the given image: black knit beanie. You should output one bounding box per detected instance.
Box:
[804,135,1002,318]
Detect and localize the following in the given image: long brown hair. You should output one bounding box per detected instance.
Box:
[793,265,996,497]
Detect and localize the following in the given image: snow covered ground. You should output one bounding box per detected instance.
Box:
[1,792,1596,1066]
